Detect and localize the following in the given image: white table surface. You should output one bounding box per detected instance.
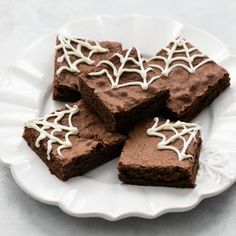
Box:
[0,0,236,235]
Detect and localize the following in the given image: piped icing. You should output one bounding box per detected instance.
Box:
[148,37,212,76]
[56,35,109,75]
[89,48,159,90]
[25,104,79,160]
[147,118,201,161]
[89,38,212,91]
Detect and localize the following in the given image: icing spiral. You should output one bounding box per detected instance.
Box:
[89,37,212,91]
[25,104,79,160]
[89,47,159,90]
[56,35,109,75]
[147,118,201,161]
[148,37,212,76]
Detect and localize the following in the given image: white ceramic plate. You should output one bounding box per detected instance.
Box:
[0,15,236,221]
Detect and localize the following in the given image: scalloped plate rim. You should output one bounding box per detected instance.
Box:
[0,14,235,221]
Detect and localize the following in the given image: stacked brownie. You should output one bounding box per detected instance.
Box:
[23,35,230,188]
[23,101,126,181]
[53,35,122,101]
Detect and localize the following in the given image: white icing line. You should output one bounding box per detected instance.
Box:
[147,118,201,161]
[25,104,79,160]
[89,47,159,90]
[89,38,212,91]
[149,37,212,76]
[56,35,109,75]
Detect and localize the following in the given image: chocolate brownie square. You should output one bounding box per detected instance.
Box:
[118,118,202,188]
[147,37,230,121]
[53,35,122,102]
[23,101,126,181]
[80,47,169,133]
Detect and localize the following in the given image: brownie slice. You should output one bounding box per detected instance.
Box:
[80,48,169,133]
[118,118,202,188]
[147,37,230,121]
[23,101,126,181]
[53,35,122,102]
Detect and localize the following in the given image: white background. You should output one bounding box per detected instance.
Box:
[0,0,236,235]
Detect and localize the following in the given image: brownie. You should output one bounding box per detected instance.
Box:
[53,35,122,102]
[23,101,126,181]
[118,118,202,188]
[147,37,230,121]
[80,47,170,133]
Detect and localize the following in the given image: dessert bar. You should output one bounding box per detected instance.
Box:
[118,118,201,188]
[80,47,169,132]
[147,37,230,121]
[23,101,126,181]
[53,35,122,102]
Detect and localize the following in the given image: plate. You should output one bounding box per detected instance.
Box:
[0,14,236,221]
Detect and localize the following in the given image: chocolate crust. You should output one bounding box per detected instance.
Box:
[79,48,170,133]
[53,37,123,102]
[161,74,230,121]
[23,101,126,181]
[80,76,169,133]
[23,127,125,181]
[118,161,200,188]
[148,39,231,121]
[53,84,81,102]
[118,119,202,188]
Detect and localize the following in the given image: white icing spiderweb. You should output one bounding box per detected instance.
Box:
[147,117,201,161]
[56,35,109,75]
[148,37,212,77]
[89,47,160,90]
[89,38,212,91]
[25,104,79,160]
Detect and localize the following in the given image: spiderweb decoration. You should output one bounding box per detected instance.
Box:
[147,117,201,161]
[56,35,109,75]
[148,37,212,77]
[25,104,79,160]
[89,47,159,90]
